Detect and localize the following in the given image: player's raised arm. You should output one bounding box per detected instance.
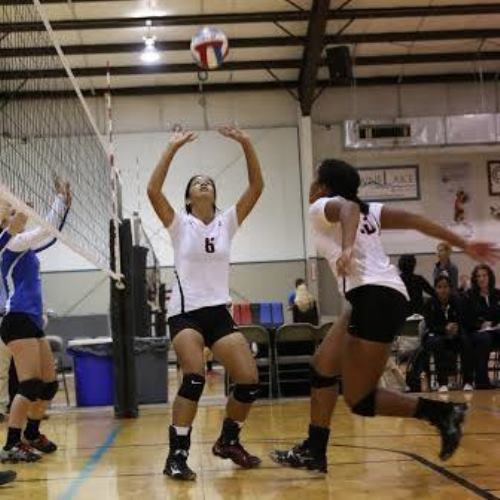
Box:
[218,126,264,225]
[148,130,197,228]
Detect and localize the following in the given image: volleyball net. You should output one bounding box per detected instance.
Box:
[0,1,121,279]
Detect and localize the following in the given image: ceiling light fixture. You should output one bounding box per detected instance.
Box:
[140,19,160,64]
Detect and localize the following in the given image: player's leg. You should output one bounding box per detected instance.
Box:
[164,328,205,481]
[1,338,42,463]
[270,306,350,473]
[341,287,467,461]
[211,331,261,468]
[24,338,58,453]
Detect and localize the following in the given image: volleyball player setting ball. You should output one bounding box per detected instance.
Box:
[148,125,264,481]
[271,159,500,474]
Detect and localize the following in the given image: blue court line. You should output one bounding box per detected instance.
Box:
[58,425,121,500]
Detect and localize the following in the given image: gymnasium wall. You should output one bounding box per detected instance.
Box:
[40,82,500,317]
[41,260,306,320]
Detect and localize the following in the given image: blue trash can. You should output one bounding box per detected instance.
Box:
[67,338,114,407]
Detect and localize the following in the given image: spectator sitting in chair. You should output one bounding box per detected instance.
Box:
[423,275,474,393]
[292,282,319,325]
[287,278,304,309]
[464,264,500,390]
[398,254,435,315]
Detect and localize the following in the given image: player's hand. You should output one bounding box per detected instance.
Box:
[168,130,198,150]
[8,211,28,235]
[54,175,64,195]
[336,247,354,277]
[464,241,500,266]
[55,176,72,208]
[218,125,250,145]
[0,201,11,224]
[63,182,72,208]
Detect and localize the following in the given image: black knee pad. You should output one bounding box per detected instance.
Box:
[232,383,260,403]
[18,378,44,402]
[351,390,377,417]
[40,380,59,401]
[178,373,205,402]
[310,366,340,389]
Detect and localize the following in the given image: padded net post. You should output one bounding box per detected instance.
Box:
[110,219,138,418]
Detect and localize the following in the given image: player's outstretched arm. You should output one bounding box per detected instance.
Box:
[218,125,264,225]
[381,206,500,265]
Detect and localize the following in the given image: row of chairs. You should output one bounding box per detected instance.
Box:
[233,302,284,328]
[226,322,334,399]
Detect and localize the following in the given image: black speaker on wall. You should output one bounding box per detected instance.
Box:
[326,46,353,84]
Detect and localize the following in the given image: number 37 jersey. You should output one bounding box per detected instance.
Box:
[309,196,408,298]
[167,206,239,317]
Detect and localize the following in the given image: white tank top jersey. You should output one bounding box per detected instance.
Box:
[167,206,239,317]
[309,197,408,299]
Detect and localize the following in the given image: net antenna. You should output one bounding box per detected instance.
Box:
[0,1,123,283]
[105,60,124,288]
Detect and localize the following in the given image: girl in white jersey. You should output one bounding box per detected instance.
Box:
[148,126,264,481]
[271,159,499,474]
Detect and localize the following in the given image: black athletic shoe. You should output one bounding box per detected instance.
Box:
[0,443,42,463]
[163,450,196,481]
[0,470,16,486]
[270,440,327,474]
[433,403,468,461]
[212,438,261,468]
[24,434,57,454]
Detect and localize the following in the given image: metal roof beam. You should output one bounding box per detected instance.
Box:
[3,4,500,32]
[0,59,302,80]
[4,29,500,58]
[298,0,330,116]
[3,72,500,100]
[3,52,500,80]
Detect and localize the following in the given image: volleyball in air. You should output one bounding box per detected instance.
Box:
[190,26,229,70]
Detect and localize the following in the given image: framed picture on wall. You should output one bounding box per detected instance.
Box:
[357,165,420,202]
[487,161,500,195]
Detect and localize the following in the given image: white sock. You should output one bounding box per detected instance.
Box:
[173,426,191,436]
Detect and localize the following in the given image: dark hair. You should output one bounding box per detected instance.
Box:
[317,159,369,214]
[295,278,305,288]
[398,254,416,275]
[470,264,496,295]
[184,175,217,214]
[434,275,452,288]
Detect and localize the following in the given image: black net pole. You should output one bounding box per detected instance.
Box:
[110,219,138,418]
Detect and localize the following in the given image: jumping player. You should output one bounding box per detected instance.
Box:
[271,159,499,473]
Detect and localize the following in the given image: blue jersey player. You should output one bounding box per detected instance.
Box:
[0,179,71,463]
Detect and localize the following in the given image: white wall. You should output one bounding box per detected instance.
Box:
[39,82,500,314]
[115,127,304,265]
[312,123,500,254]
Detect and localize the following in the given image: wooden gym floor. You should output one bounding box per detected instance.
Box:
[0,369,499,500]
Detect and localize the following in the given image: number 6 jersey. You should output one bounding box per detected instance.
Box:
[167,206,239,317]
[309,196,408,298]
